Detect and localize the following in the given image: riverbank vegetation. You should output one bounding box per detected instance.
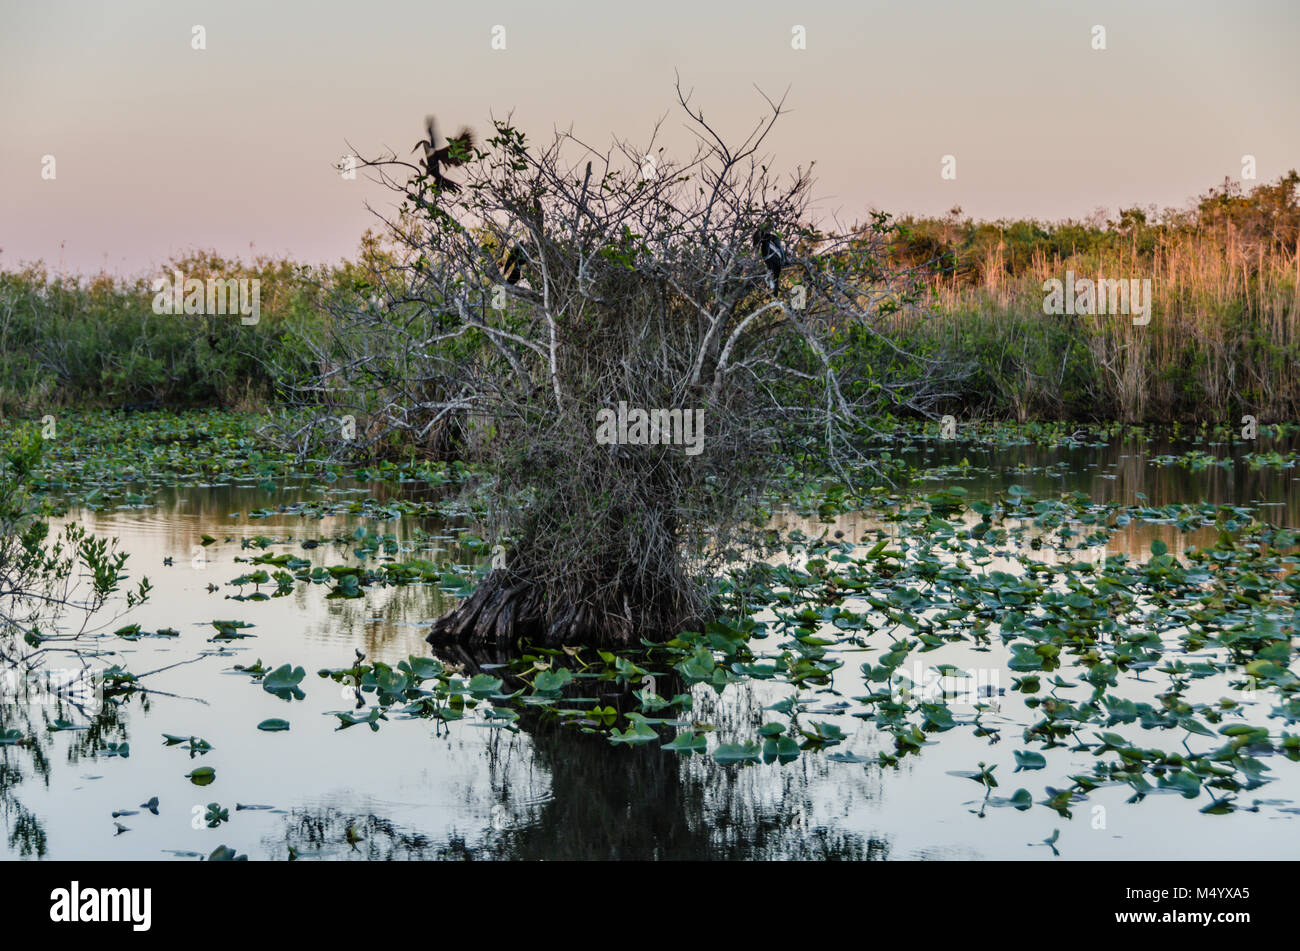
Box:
[1,173,1294,429]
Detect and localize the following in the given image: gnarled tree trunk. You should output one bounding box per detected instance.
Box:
[426,566,699,650]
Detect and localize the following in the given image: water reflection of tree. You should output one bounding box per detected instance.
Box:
[264,647,888,860]
[0,746,49,857]
[477,719,887,860]
[0,692,134,858]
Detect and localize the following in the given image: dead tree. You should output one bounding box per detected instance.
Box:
[292,83,952,648]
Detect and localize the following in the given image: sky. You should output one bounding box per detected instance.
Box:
[1,0,1297,276]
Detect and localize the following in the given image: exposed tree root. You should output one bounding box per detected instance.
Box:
[427,568,687,650]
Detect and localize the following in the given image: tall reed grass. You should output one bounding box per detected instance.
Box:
[885,172,1300,422]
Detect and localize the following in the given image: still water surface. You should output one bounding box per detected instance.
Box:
[3,434,1298,859]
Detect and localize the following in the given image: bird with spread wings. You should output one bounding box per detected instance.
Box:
[411,115,475,193]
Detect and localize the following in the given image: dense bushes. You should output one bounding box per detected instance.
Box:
[0,251,327,416]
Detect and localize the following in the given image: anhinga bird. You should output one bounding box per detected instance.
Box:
[411,115,475,193]
[501,197,545,284]
[499,242,526,285]
[753,227,789,293]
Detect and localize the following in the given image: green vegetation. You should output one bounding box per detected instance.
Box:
[0,250,334,415]
[3,175,1293,427]
[0,428,150,666]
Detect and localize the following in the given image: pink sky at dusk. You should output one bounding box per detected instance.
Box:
[2,0,1297,276]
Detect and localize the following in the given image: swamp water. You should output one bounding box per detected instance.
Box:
[3,431,1299,860]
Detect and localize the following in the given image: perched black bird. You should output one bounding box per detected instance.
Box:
[753,228,788,293]
[499,243,526,285]
[412,115,475,193]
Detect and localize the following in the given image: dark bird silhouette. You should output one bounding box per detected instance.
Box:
[412,115,474,193]
[753,228,789,293]
[499,243,526,285]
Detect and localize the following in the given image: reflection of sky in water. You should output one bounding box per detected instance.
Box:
[3,434,1299,860]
